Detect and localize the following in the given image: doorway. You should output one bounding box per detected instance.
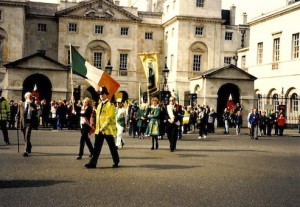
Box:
[217,83,240,127]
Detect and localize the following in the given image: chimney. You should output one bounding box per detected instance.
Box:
[243,12,248,24]
[115,0,120,6]
[230,4,236,25]
[147,0,153,12]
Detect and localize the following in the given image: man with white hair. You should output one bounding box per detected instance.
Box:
[16,92,39,157]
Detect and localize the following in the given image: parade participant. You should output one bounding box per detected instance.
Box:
[146,97,161,150]
[277,113,286,136]
[234,110,243,135]
[249,108,259,139]
[136,103,147,139]
[0,88,10,145]
[16,92,39,157]
[197,107,207,139]
[85,86,120,168]
[165,96,182,152]
[115,98,126,148]
[74,97,94,160]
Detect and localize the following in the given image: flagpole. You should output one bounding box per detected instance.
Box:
[69,43,75,109]
[139,82,141,106]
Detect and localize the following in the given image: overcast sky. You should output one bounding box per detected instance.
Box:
[30,0,288,24]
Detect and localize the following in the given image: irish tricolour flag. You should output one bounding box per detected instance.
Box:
[70,45,120,100]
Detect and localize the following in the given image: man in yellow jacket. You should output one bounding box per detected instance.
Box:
[0,88,10,145]
[85,86,120,168]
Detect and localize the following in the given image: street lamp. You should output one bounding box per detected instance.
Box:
[162,63,169,91]
[105,60,113,75]
[160,62,170,104]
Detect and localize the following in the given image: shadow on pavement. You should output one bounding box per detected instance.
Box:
[0,179,73,189]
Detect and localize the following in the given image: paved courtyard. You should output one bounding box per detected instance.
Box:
[0,128,300,207]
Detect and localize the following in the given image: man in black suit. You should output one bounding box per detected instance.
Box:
[165,96,183,152]
[16,92,39,157]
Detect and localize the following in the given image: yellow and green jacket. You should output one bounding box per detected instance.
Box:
[0,97,10,121]
[95,100,117,136]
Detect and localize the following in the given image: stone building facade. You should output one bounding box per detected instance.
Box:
[0,0,255,125]
[237,1,300,125]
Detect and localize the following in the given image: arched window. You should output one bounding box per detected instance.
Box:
[272,94,279,111]
[257,94,262,111]
[290,93,298,112]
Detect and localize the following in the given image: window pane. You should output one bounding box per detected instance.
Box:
[145,32,153,40]
[193,55,201,71]
[95,25,103,34]
[273,38,280,62]
[292,33,299,59]
[257,42,263,64]
[225,32,233,40]
[121,27,129,36]
[195,27,203,35]
[94,52,102,69]
[196,0,205,7]
[69,23,77,32]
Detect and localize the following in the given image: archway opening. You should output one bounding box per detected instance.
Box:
[22,74,52,103]
[217,83,240,127]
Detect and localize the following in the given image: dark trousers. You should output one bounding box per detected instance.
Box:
[22,120,33,152]
[89,133,119,166]
[78,127,94,156]
[0,120,9,143]
[166,123,178,151]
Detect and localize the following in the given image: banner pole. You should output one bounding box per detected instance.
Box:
[69,44,75,109]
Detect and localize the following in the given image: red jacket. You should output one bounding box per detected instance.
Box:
[277,115,286,127]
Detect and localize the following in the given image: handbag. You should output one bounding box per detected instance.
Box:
[89,125,95,135]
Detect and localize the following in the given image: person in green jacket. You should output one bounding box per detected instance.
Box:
[0,88,10,145]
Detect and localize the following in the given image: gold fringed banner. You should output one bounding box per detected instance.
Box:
[138,53,160,94]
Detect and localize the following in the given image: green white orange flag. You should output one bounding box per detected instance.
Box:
[70,45,120,100]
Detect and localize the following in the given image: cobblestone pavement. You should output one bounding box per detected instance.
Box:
[0,128,299,207]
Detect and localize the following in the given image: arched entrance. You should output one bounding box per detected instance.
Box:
[22,74,52,103]
[217,83,240,127]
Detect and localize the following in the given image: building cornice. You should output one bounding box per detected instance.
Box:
[59,15,140,24]
[162,16,224,27]
[249,2,300,26]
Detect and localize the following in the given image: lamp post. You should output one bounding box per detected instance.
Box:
[161,62,170,104]
[162,63,169,91]
[104,60,113,75]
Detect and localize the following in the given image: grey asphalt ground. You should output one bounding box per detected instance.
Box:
[0,128,300,207]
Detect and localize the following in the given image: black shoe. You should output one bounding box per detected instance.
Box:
[85,163,96,168]
[23,152,29,157]
[76,156,82,160]
[6,141,10,145]
[112,163,119,168]
[151,147,154,150]
[170,149,174,152]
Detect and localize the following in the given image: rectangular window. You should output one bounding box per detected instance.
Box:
[195,27,204,36]
[120,27,129,36]
[94,52,102,69]
[119,54,128,76]
[224,57,232,65]
[273,38,280,62]
[193,55,201,71]
[38,23,47,32]
[95,25,104,34]
[257,42,263,64]
[68,23,77,32]
[225,32,233,40]
[292,33,299,59]
[67,50,70,65]
[196,0,205,7]
[241,55,246,69]
[145,32,153,40]
[0,9,3,22]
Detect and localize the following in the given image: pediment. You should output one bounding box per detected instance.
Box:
[201,64,256,80]
[5,52,68,71]
[56,0,141,22]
